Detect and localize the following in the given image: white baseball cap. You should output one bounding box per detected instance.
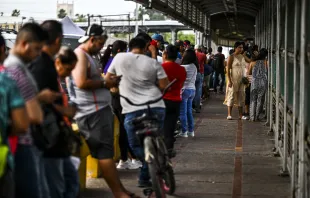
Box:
[78,24,107,43]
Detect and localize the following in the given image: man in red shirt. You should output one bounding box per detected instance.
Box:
[162,45,186,158]
[194,44,206,113]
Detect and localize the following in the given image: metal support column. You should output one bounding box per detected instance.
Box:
[261,2,265,48]
[265,0,271,127]
[297,0,307,196]
[291,0,301,196]
[281,0,289,175]
[171,28,177,45]
[269,0,275,133]
[275,0,281,152]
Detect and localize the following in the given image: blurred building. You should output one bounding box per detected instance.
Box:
[57,1,74,18]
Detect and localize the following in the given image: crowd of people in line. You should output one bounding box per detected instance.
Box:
[0,19,268,198]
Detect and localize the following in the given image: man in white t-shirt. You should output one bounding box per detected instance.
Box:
[106,37,169,187]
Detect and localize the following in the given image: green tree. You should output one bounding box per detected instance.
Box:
[58,9,67,19]
[135,6,166,21]
[178,32,195,45]
[11,9,20,17]
[74,13,87,22]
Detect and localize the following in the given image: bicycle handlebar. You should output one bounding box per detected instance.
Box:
[119,78,177,107]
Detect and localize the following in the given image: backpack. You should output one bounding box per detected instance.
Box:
[207,54,214,66]
[213,54,225,71]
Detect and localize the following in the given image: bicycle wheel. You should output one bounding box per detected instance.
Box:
[163,166,176,195]
[144,137,166,198]
[156,138,176,195]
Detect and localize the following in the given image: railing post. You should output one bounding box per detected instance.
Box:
[265,0,272,127]
[297,0,307,196]
[269,0,274,134]
[281,0,289,176]
[275,0,281,154]
[291,0,301,196]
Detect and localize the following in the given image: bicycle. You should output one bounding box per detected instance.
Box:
[120,79,177,198]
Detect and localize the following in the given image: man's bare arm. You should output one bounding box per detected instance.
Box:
[25,97,43,124]
[158,77,169,91]
[54,105,77,118]
[10,107,30,134]
[71,50,103,90]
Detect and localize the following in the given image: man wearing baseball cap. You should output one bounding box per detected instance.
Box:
[69,24,135,198]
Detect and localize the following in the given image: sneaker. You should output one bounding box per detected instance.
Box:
[179,132,188,137]
[174,131,181,138]
[188,131,195,137]
[227,116,232,120]
[117,160,140,170]
[242,116,249,120]
[132,159,143,168]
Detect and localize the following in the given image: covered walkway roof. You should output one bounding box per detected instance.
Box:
[130,0,264,40]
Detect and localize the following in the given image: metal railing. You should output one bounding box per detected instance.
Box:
[260,0,309,197]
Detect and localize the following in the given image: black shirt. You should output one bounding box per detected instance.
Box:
[29,52,61,102]
[29,52,69,157]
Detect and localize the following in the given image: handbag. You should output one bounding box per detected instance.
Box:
[241,76,249,85]
[31,106,61,150]
[32,106,82,155]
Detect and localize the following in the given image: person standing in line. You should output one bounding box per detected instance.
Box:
[213,46,226,94]
[101,40,142,170]
[54,46,80,198]
[249,48,268,121]
[3,23,60,198]
[105,37,169,188]
[179,49,198,137]
[194,45,206,113]
[68,24,135,198]
[224,41,252,120]
[135,32,157,60]
[0,34,30,198]
[161,44,186,157]
[242,45,259,120]
[206,47,215,90]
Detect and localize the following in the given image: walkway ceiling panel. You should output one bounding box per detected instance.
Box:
[129,0,263,39]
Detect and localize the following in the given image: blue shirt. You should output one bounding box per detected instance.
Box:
[103,57,113,74]
[0,72,25,167]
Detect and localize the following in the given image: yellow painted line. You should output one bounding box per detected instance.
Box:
[214,148,236,151]
[235,147,243,151]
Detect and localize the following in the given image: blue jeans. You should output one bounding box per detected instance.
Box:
[180,89,195,133]
[213,71,225,92]
[44,157,79,198]
[124,107,165,182]
[44,158,65,198]
[194,73,203,108]
[64,158,79,198]
[15,145,50,198]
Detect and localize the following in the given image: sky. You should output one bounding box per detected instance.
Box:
[0,0,137,18]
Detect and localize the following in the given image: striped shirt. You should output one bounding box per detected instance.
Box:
[4,54,38,145]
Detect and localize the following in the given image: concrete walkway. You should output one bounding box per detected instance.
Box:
[82,94,290,198]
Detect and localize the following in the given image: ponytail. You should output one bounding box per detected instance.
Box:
[101,44,113,71]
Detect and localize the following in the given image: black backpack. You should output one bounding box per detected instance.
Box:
[213,54,224,71]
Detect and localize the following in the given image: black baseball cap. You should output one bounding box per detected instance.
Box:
[78,24,107,43]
